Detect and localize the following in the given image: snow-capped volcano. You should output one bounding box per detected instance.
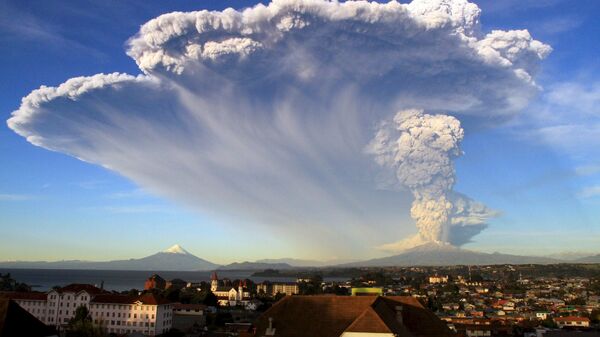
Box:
[163,244,191,255]
[0,244,219,271]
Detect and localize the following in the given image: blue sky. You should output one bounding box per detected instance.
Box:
[1,0,599,264]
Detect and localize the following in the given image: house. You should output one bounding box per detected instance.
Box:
[554,316,590,329]
[0,298,57,337]
[253,295,454,337]
[429,275,449,284]
[166,279,187,290]
[144,274,166,290]
[172,303,207,333]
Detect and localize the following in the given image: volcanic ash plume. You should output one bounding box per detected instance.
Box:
[7,0,547,255]
[368,109,495,251]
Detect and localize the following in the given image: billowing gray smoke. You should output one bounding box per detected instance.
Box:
[7,0,548,256]
[368,109,496,251]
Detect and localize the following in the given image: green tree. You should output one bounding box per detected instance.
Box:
[0,273,31,292]
[65,306,104,337]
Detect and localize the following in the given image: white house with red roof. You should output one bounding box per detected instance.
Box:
[554,316,590,329]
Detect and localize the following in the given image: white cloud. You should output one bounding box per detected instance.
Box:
[7,0,549,255]
[0,194,34,201]
[578,186,600,199]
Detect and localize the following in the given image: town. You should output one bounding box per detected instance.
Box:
[1,264,599,337]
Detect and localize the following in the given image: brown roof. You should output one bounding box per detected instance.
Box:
[55,284,104,295]
[0,292,47,301]
[91,293,174,306]
[253,296,454,337]
[173,303,207,310]
[0,298,57,337]
[137,293,174,305]
[91,294,137,304]
[555,316,590,322]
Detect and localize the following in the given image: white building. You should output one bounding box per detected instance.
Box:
[46,284,103,326]
[3,283,174,336]
[429,275,449,284]
[554,316,590,328]
[2,291,49,324]
[90,293,174,336]
[256,282,299,296]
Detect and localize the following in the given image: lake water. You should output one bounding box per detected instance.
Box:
[0,269,309,292]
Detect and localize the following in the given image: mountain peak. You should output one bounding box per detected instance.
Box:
[163,244,190,255]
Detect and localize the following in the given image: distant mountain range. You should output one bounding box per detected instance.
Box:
[340,242,562,267]
[255,258,358,267]
[0,244,218,271]
[575,254,600,263]
[1,243,599,271]
[218,261,294,271]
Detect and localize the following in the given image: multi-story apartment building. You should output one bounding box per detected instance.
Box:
[46,284,104,326]
[3,291,49,324]
[2,283,174,336]
[90,293,173,336]
[256,281,299,296]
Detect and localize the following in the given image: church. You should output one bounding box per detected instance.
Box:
[210,272,251,306]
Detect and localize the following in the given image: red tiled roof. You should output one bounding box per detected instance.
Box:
[0,292,47,301]
[137,293,174,305]
[91,293,174,305]
[91,294,137,304]
[55,284,104,295]
[253,296,454,337]
[173,303,207,310]
[555,316,590,322]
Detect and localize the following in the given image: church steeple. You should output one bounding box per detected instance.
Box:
[210,272,219,292]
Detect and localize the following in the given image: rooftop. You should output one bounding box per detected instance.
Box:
[253,295,454,337]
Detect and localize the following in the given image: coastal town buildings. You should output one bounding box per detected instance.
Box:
[1,284,174,335]
[256,281,299,296]
[554,316,591,329]
[144,274,166,290]
[210,272,251,306]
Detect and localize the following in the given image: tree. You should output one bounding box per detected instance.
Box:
[65,306,104,337]
[590,309,600,324]
[158,329,185,337]
[541,317,557,329]
[0,273,31,292]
